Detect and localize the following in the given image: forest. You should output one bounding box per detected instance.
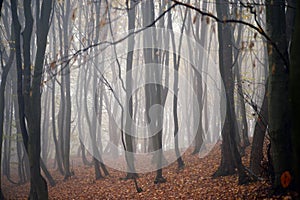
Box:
[0,0,299,199]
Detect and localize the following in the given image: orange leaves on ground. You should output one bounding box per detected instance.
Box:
[2,143,298,199]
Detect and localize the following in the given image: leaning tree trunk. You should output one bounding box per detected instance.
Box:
[250,82,268,175]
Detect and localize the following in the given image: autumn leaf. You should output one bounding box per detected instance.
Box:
[50,61,56,70]
[72,8,77,21]
[192,15,197,24]
[249,41,254,50]
[241,41,245,51]
[254,32,257,40]
[206,17,210,24]
[100,18,106,27]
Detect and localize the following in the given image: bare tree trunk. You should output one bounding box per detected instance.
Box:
[0,30,14,199]
[62,0,72,179]
[41,89,50,165]
[232,5,249,151]
[11,0,53,198]
[192,0,206,155]
[266,0,292,192]
[124,0,137,179]
[169,2,186,169]
[50,17,64,174]
[290,0,300,192]
[250,84,268,175]
[213,0,248,185]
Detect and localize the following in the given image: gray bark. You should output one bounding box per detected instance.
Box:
[213,0,248,185]
[124,0,137,178]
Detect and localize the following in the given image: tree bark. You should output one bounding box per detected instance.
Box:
[289,0,300,192]
[213,0,248,185]
[11,0,53,198]
[250,82,268,175]
[0,31,14,200]
[124,0,137,179]
[266,0,292,192]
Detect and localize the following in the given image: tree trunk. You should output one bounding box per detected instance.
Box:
[11,0,53,198]
[192,0,206,155]
[266,0,292,192]
[250,83,268,175]
[124,0,137,179]
[289,0,300,192]
[62,0,72,179]
[50,17,64,174]
[213,0,248,185]
[169,3,186,169]
[0,32,14,199]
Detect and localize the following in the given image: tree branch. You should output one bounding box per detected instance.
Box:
[171,0,289,72]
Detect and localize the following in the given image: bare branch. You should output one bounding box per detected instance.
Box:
[171,0,289,71]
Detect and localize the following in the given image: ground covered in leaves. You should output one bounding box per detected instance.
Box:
[2,142,298,199]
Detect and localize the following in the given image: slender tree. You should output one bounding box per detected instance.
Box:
[213,0,248,185]
[124,0,138,179]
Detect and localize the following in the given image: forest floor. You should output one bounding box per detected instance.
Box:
[2,142,298,199]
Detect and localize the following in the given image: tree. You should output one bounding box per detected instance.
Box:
[266,0,293,192]
[213,0,248,185]
[11,0,53,198]
[170,3,186,169]
[289,0,300,192]
[250,80,268,175]
[0,20,14,200]
[191,0,205,155]
[55,0,73,179]
[49,14,64,174]
[142,0,166,184]
[124,0,138,179]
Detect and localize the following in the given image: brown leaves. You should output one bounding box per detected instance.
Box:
[249,41,254,50]
[99,18,106,28]
[254,32,257,40]
[206,16,210,24]
[50,61,56,70]
[2,144,293,199]
[71,8,77,21]
[192,14,197,24]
